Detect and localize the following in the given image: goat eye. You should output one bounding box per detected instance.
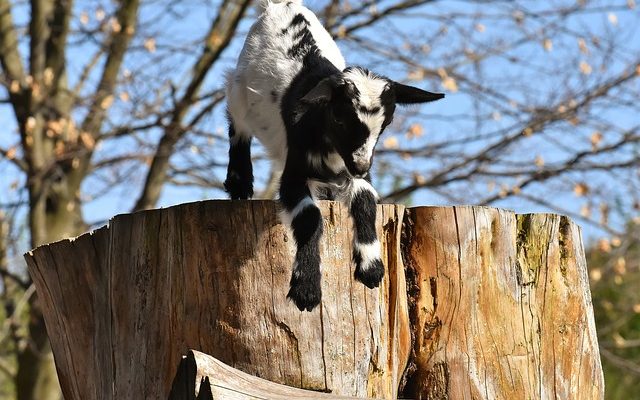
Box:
[331,110,345,125]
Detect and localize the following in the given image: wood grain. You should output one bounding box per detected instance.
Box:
[400,206,604,399]
[25,200,409,400]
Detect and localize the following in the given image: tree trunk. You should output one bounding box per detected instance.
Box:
[24,201,604,399]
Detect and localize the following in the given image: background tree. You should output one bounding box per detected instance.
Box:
[0,0,639,399]
[588,220,640,400]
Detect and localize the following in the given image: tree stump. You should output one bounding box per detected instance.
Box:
[400,207,603,399]
[24,201,604,399]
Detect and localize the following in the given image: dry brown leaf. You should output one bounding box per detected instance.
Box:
[579,61,592,75]
[55,141,65,156]
[25,117,36,133]
[9,80,20,93]
[144,38,157,53]
[512,10,525,25]
[96,7,106,22]
[110,18,121,33]
[580,204,591,218]
[5,147,17,160]
[44,68,54,86]
[590,131,603,149]
[578,38,589,54]
[614,257,626,275]
[543,38,553,51]
[499,184,509,198]
[407,69,425,81]
[611,236,621,247]
[441,76,458,92]
[383,136,399,149]
[101,95,114,110]
[573,182,589,196]
[406,123,424,139]
[600,202,609,225]
[80,132,96,150]
[80,11,89,25]
[598,238,611,253]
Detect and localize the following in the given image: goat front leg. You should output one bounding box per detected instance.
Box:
[343,178,384,288]
[280,169,323,311]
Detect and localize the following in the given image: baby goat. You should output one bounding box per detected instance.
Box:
[225,0,444,311]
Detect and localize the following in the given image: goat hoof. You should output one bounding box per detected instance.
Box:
[354,259,384,289]
[224,172,253,200]
[287,274,322,312]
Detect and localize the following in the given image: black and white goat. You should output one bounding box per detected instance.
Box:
[225,0,444,311]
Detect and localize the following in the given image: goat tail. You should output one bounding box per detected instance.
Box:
[257,0,303,13]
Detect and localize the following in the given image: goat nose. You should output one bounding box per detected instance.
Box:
[353,160,370,176]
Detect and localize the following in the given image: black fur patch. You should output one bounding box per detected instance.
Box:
[287,204,323,311]
[350,189,378,244]
[354,258,384,288]
[281,13,309,35]
[288,29,316,59]
[224,121,253,200]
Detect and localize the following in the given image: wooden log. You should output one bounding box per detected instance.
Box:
[25,200,409,400]
[168,349,380,399]
[24,201,604,400]
[399,207,604,399]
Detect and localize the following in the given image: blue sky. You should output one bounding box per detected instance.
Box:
[1,0,639,250]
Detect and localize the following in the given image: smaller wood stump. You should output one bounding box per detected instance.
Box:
[168,350,379,400]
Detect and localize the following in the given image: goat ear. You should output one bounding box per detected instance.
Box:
[392,81,444,105]
[301,77,338,104]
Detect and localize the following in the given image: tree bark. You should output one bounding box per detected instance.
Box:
[399,206,604,399]
[24,201,604,399]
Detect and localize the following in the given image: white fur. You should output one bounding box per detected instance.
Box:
[343,69,388,167]
[343,68,387,110]
[354,240,381,271]
[227,1,346,172]
[339,178,378,205]
[257,0,303,13]
[280,196,315,226]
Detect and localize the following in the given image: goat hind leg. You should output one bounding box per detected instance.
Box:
[224,120,254,200]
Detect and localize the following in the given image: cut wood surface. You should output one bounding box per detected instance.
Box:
[24,200,604,400]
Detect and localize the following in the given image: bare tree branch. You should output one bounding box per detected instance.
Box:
[0,0,26,83]
[133,0,251,211]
